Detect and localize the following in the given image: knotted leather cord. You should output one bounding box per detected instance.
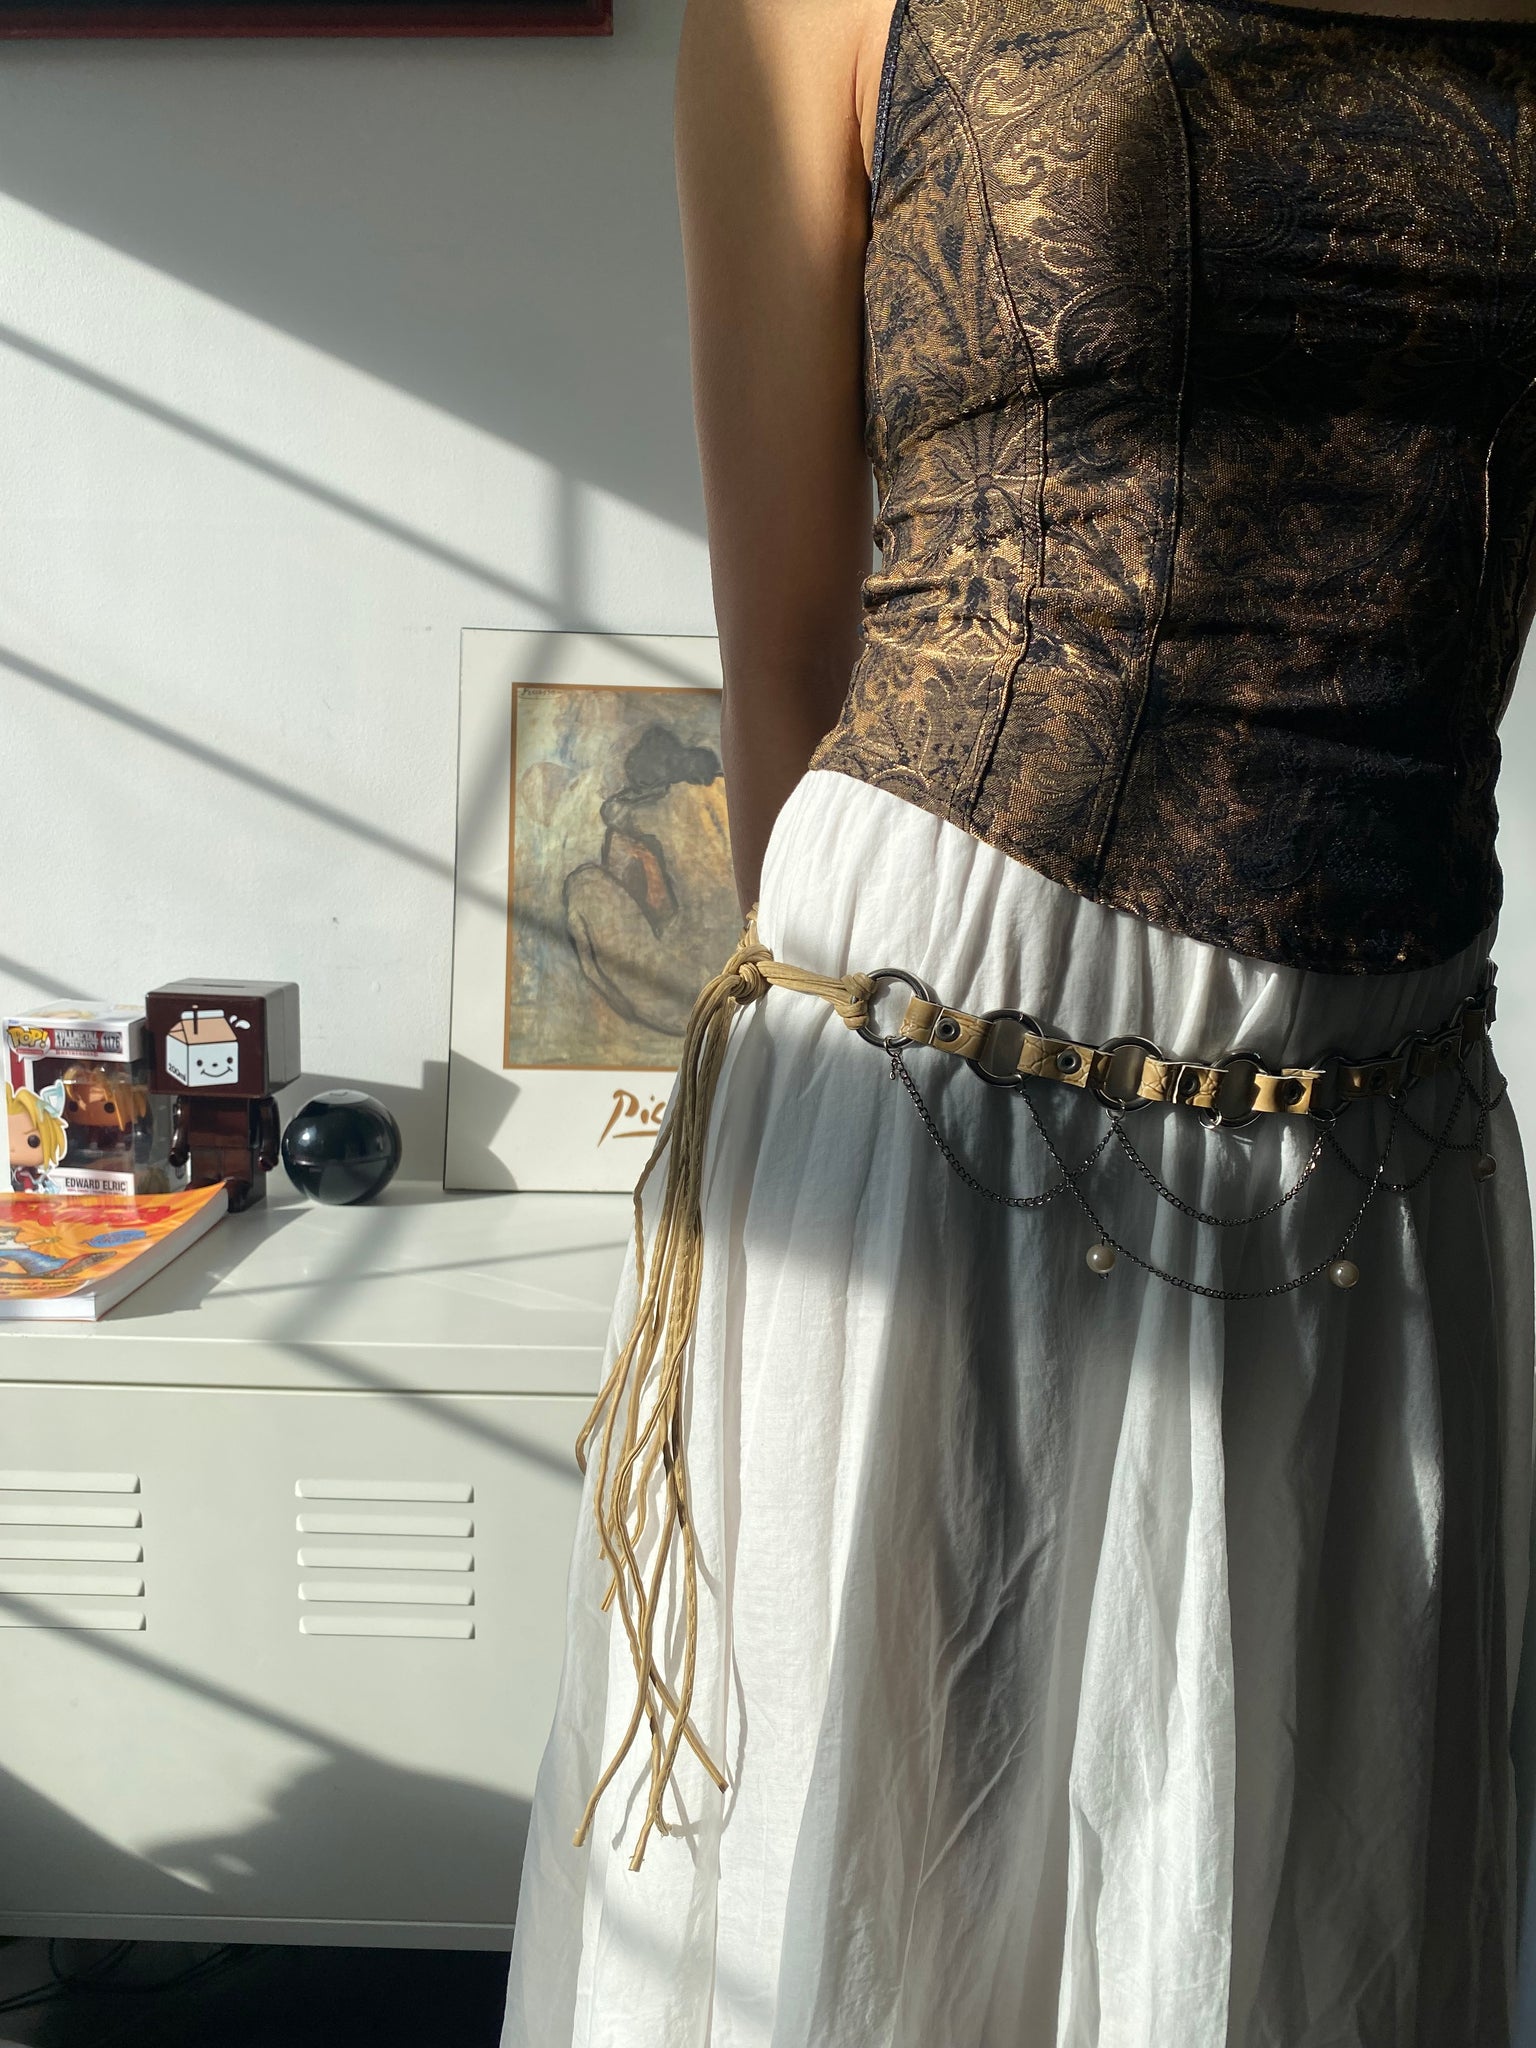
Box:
[573,914,1501,1865]
[571,911,876,1869]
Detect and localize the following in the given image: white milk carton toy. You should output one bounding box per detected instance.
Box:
[165,1009,249,1090]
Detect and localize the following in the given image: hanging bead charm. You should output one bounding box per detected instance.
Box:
[1328,1258,1360,1290]
[1474,1153,1498,1181]
[1086,1241,1117,1274]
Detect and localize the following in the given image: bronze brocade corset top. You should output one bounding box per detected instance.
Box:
[807,0,1536,972]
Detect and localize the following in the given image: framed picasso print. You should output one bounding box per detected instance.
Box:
[446,629,738,1192]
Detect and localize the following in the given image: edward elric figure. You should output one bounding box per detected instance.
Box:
[145,980,300,1212]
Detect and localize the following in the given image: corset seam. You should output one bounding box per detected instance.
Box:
[900,5,1048,823]
[886,12,1033,370]
[861,6,916,493]
[1086,0,1199,891]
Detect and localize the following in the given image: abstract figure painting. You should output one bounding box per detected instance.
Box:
[447,631,733,1192]
[506,684,738,1070]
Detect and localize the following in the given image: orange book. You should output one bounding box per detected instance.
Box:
[0,1186,229,1321]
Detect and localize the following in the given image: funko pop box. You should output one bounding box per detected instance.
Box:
[4,1002,181,1196]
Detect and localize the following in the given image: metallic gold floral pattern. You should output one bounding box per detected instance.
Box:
[808,0,1536,971]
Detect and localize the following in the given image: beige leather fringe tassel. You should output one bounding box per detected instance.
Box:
[570,907,876,1871]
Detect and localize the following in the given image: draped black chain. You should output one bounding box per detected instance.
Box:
[880,1032,1507,1303]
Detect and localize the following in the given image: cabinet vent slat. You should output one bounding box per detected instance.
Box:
[300,1615,475,1641]
[296,1513,473,1538]
[0,1573,143,1597]
[0,1603,146,1631]
[0,1472,139,1495]
[0,1505,141,1529]
[296,1547,473,1573]
[295,1480,473,1504]
[299,1580,474,1606]
[0,1539,143,1563]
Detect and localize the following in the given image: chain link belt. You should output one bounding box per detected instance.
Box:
[719,927,1507,1300]
[861,959,1499,1128]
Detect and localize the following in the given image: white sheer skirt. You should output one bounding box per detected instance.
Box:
[501,767,1536,2048]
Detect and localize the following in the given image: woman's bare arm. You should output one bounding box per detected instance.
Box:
[676,0,892,914]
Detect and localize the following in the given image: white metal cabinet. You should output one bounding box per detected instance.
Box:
[0,1183,629,1948]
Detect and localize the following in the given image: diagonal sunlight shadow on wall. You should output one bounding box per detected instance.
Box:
[0,178,712,884]
[0,179,708,645]
[1,641,468,887]
[0,642,562,948]
[0,322,554,618]
[0,953,83,1000]
[0,645,706,940]
[0,318,708,694]
[0,15,704,533]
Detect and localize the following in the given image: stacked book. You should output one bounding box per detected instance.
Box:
[0,1186,229,1321]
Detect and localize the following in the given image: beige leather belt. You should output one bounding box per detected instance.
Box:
[863,964,1496,1128]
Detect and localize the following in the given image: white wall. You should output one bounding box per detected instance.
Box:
[0,15,1533,1169]
[0,5,712,1171]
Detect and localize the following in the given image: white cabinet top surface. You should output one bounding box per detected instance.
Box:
[0,1184,632,1396]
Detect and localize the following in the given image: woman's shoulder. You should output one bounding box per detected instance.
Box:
[679,0,899,181]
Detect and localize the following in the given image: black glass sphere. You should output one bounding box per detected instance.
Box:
[281,1090,403,1206]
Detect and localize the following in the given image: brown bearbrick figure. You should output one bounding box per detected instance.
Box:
[145,981,301,1212]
